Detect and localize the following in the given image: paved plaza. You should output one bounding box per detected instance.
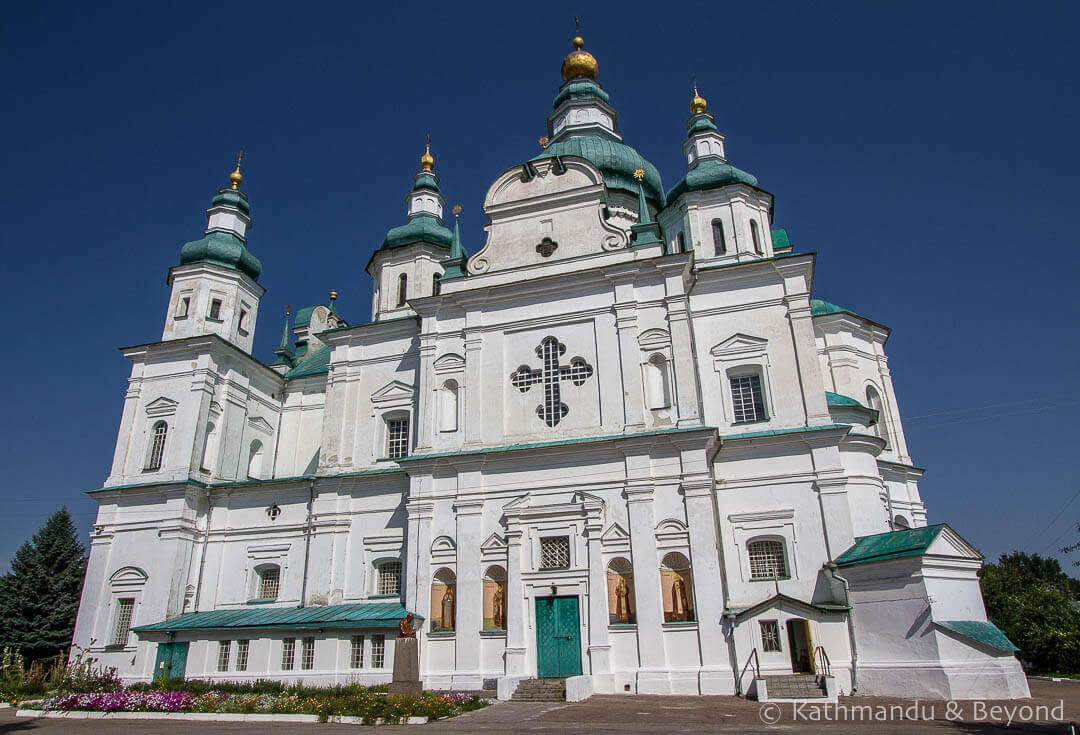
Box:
[2,679,1076,734]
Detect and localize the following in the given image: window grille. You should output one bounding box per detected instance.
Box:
[257,566,280,599]
[111,598,135,646]
[281,638,296,670]
[387,418,409,459]
[217,640,231,671]
[350,635,364,669]
[540,536,571,570]
[146,421,167,471]
[511,366,541,392]
[301,637,315,670]
[236,640,249,671]
[760,620,782,652]
[748,539,788,580]
[565,358,593,386]
[371,635,385,668]
[539,337,569,427]
[730,375,766,423]
[712,220,726,255]
[378,561,402,595]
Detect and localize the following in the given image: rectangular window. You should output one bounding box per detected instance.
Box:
[111,598,135,647]
[175,295,191,318]
[208,298,223,320]
[236,640,249,671]
[301,636,315,670]
[350,635,364,669]
[238,308,249,335]
[378,561,402,595]
[217,640,231,671]
[257,567,280,599]
[539,536,571,570]
[371,635,385,669]
[386,417,409,459]
[281,638,296,670]
[730,375,766,423]
[760,620,782,652]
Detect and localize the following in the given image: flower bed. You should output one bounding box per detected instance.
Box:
[37,688,491,723]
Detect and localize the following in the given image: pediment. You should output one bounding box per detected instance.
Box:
[370,380,417,406]
[431,535,456,553]
[247,416,274,434]
[637,328,671,351]
[711,333,769,359]
[502,495,530,511]
[927,526,981,561]
[433,353,465,373]
[481,533,507,550]
[109,566,148,586]
[601,522,629,541]
[145,397,179,417]
[655,518,688,534]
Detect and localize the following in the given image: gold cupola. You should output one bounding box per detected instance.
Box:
[420,141,434,172]
[561,35,598,83]
[690,82,707,114]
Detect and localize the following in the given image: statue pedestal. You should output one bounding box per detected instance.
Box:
[388,637,422,696]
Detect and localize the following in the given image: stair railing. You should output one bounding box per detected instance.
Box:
[738,647,761,695]
[814,645,831,677]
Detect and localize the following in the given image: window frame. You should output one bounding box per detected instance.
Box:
[385,415,410,459]
[350,635,365,669]
[750,219,763,254]
[711,219,727,256]
[539,535,571,571]
[110,598,136,648]
[208,297,224,322]
[281,637,296,671]
[217,640,231,672]
[396,273,408,308]
[747,537,790,581]
[371,634,386,668]
[235,640,250,671]
[300,636,315,670]
[254,564,281,601]
[145,421,168,471]
[375,559,402,596]
[729,372,768,424]
[760,620,782,652]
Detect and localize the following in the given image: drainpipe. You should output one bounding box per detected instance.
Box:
[826,562,858,692]
[193,488,214,612]
[298,478,315,608]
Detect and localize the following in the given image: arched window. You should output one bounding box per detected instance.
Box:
[397,274,408,307]
[893,515,910,530]
[643,354,672,409]
[145,421,167,471]
[865,385,891,448]
[747,538,789,580]
[675,232,686,254]
[254,564,281,600]
[430,569,456,632]
[750,219,762,254]
[432,273,441,296]
[247,440,264,479]
[483,566,507,631]
[660,552,695,622]
[376,559,402,596]
[606,558,636,624]
[200,421,217,473]
[712,219,726,255]
[438,380,459,433]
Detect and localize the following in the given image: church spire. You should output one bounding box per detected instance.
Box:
[630,168,662,246]
[683,81,727,169]
[272,305,295,369]
[406,137,446,223]
[441,205,469,279]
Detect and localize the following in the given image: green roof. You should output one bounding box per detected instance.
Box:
[552,79,611,108]
[285,343,330,379]
[179,231,261,281]
[771,228,792,250]
[530,135,665,206]
[834,524,947,567]
[380,213,453,251]
[810,299,866,320]
[826,392,865,408]
[132,601,415,634]
[210,188,250,215]
[935,620,1019,653]
[666,157,758,203]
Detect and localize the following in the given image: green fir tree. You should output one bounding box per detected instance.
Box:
[0,508,87,662]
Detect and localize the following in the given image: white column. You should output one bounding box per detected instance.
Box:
[626,485,667,693]
[614,305,646,430]
[585,516,613,690]
[782,292,831,426]
[453,499,484,687]
[504,527,527,676]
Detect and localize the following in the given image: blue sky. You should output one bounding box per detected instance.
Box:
[2,1,1078,573]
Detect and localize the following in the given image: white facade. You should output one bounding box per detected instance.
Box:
[71,39,1027,700]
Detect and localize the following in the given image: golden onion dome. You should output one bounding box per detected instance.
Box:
[561,36,598,83]
[690,83,707,114]
[420,142,434,172]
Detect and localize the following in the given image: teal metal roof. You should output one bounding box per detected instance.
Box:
[552,79,611,108]
[380,213,452,251]
[834,524,947,567]
[826,392,865,408]
[179,231,261,281]
[936,620,1019,653]
[285,343,330,379]
[771,228,792,251]
[726,593,849,622]
[530,135,665,206]
[133,601,415,634]
[720,423,851,441]
[810,299,865,320]
[666,158,759,203]
[210,188,250,214]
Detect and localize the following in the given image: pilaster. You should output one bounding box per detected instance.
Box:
[504,527,527,675]
[453,499,484,681]
[625,484,665,679]
[585,514,612,684]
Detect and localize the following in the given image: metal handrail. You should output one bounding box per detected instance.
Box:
[814,645,831,677]
[740,647,761,681]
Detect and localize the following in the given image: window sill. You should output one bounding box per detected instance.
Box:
[238,328,249,337]
[662,621,699,629]
[103,644,131,651]
[608,624,637,631]
[173,315,189,321]
[247,598,278,605]
[750,577,791,583]
[427,631,455,639]
[480,629,506,637]
[732,419,770,426]
[206,317,224,324]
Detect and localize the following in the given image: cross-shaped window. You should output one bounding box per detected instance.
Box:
[510,337,594,427]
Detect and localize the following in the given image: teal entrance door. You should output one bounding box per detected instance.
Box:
[153,642,189,680]
[535,596,582,678]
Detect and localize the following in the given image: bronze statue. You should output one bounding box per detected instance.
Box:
[398,612,416,638]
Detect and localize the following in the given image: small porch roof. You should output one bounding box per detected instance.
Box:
[133,601,418,635]
[725,593,849,623]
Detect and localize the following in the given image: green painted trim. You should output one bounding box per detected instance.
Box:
[133,601,420,634]
[720,424,851,441]
[87,467,406,496]
[398,426,718,463]
[86,479,207,495]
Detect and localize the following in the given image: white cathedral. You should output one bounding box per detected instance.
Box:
[71,35,1030,702]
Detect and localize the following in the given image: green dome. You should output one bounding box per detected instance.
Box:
[210,188,250,214]
[552,79,611,108]
[380,214,452,251]
[180,231,262,280]
[531,135,666,206]
[666,158,758,202]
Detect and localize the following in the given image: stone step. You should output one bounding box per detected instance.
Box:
[512,677,567,702]
[761,674,828,699]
